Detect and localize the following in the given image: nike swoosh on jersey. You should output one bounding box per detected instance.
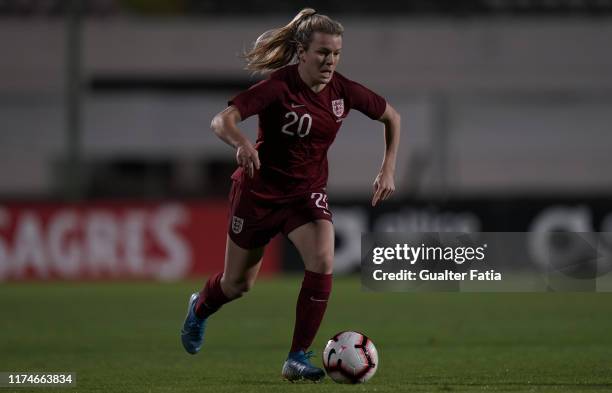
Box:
[310,296,328,302]
[291,103,305,108]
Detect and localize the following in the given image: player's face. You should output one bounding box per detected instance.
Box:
[298,32,342,86]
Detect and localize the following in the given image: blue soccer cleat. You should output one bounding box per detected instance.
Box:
[281,351,325,382]
[180,293,207,355]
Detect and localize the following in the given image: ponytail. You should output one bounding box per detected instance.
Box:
[244,8,343,73]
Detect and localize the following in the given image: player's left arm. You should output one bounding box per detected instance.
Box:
[371,102,401,207]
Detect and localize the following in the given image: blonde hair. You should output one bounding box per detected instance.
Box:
[244,8,344,73]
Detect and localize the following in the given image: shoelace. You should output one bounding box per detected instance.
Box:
[296,351,315,365]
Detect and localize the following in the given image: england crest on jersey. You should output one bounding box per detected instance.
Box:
[231,216,244,234]
[332,99,344,117]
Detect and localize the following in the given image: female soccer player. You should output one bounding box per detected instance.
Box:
[181,8,401,382]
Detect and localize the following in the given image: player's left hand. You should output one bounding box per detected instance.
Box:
[371,171,395,207]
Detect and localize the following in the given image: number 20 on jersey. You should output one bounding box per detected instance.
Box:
[281,111,312,137]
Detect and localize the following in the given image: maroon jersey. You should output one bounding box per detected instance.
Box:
[229,63,386,201]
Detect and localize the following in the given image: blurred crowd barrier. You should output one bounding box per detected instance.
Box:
[1,197,610,280]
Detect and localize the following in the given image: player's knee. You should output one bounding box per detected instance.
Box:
[308,253,334,274]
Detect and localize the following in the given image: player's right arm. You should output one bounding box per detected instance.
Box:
[210,105,261,178]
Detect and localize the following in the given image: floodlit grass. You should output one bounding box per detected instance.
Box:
[1,276,612,392]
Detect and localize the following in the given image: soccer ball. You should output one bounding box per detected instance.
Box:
[322,331,378,384]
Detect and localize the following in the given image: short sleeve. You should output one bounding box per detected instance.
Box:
[228,78,284,120]
[345,79,387,120]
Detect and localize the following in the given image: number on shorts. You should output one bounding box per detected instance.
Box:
[311,192,329,212]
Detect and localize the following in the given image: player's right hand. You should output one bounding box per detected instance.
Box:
[236,142,261,178]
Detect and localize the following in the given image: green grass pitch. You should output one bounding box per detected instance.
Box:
[1,276,612,392]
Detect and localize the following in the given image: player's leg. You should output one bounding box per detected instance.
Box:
[182,172,277,354]
[198,235,265,316]
[181,236,264,355]
[281,219,334,381]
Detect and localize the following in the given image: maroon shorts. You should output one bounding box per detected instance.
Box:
[227,178,333,250]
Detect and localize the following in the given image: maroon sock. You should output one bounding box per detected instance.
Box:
[195,272,231,319]
[290,270,333,353]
